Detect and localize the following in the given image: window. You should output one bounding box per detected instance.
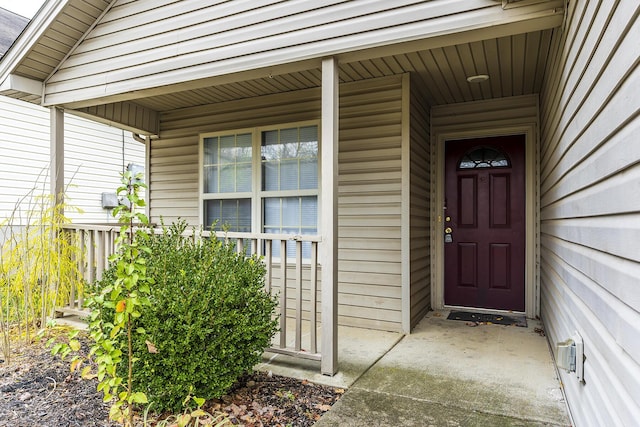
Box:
[458,146,510,169]
[201,123,319,258]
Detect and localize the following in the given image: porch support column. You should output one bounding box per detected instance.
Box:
[50,107,64,209]
[320,56,339,376]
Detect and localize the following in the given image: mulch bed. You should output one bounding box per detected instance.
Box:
[0,334,342,426]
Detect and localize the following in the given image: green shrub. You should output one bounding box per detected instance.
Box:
[96,220,278,412]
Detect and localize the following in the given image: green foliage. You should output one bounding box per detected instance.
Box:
[96,220,279,412]
[84,171,152,426]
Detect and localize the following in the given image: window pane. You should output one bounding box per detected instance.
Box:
[219,164,235,192]
[263,160,278,191]
[204,136,219,164]
[204,199,251,232]
[280,160,299,191]
[205,165,218,193]
[261,125,318,191]
[301,197,317,228]
[236,133,252,161]
[262,196,317,258]
[281,197,300,227]
[299,159,317,190]
[236,162,252,192]
[204,132,253,193]
[263,198,280,228]
[458,146,510,169]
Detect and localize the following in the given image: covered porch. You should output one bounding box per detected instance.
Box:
[2,0,565,377]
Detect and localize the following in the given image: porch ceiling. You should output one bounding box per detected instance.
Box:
[133,29,554,112]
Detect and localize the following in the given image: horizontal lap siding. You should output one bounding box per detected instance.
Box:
[339,76,403,331]
[408,74,431,328]
[0,95,144,225]
[539,0,640,425]
[152,75,404,331]
[64,113,145,223]
[43,0,558,104]
[0,97,50,225]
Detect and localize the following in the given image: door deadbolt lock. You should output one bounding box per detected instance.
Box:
[444,227,453,234]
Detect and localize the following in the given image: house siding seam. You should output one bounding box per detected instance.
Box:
[152,75,404,332]
[0,95,144,225]
[539,0,640,425]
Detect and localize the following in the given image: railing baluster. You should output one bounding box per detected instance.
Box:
[295,240,302,352]
[310,241,318,354]
[88,229,96,284]
[265,240,272,293]
[61,226,322,362]
[279,240,287,349]
[77,229,85,309]
[69,230,77,309]
[96,230,105,281]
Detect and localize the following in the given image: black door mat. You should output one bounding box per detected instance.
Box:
[447,310,527,327]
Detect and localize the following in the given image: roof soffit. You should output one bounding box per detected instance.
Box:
[41,0,564,109]
[0,0,111,103]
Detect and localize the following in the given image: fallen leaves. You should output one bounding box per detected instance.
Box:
[145,340,158,354]
[205,372,343,427]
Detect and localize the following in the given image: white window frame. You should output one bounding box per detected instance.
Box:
[199,120,321,244]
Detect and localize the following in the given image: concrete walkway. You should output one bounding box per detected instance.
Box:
[260,311,571,426]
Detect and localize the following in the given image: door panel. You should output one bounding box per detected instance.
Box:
[444,135,525,311]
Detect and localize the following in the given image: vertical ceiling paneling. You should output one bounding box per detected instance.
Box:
[130,29,554,111]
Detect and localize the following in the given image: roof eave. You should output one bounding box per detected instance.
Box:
[0,0,70,103]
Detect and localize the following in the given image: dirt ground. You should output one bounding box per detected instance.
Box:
[0,335,342,427]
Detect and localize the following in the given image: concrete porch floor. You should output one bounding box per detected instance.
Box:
[258,310,571,426]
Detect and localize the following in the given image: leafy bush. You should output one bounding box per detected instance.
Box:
[96,220,279,412]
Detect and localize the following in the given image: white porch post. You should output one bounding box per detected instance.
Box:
[50,107,64,208]
[321,56,339,376]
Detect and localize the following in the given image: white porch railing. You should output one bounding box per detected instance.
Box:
[59,224,322,362]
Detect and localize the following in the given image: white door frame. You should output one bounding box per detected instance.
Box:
[431,124,539,318]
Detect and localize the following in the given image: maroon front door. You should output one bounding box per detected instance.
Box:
[444,135,526,311]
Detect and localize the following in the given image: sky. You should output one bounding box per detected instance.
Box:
[0,0,45,19]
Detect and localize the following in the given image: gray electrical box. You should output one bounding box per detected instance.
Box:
[101,192,119,209]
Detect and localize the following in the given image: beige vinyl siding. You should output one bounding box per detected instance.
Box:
[0,96,50,224]
[153,75,404,331]
[408,73,431,328]
[538,0,640,425]
[431,94,539,134]
[339,76,403,331]
[0,95,144,225]
[43,0,564,106]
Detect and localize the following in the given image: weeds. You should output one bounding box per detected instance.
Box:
[0,169,81,364]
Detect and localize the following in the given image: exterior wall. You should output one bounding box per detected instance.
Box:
[43,0,564,106]
[152,75,404,331]
[538,1,640,425]
[407,74,431,328]
[339,76,403,331]
[431,94,539,316]
[0,95,145,226]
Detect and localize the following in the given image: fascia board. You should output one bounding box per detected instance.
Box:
[0,0,69,96]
